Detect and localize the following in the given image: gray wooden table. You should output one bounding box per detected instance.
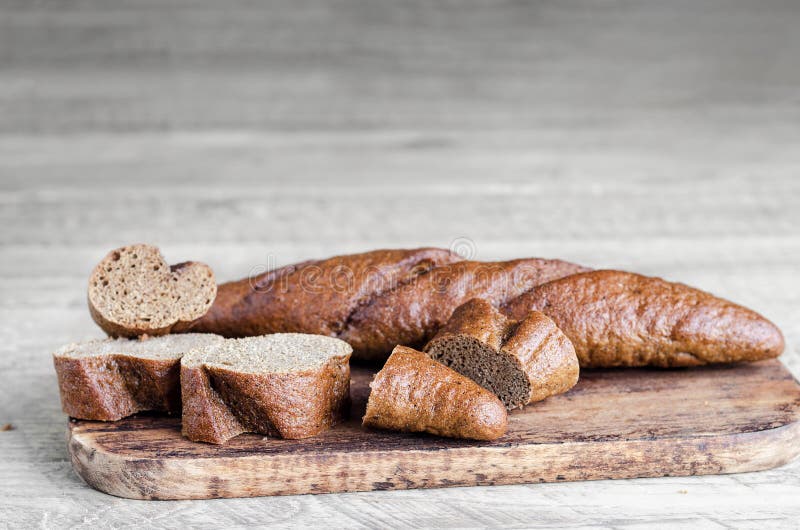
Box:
[1,1,799,527]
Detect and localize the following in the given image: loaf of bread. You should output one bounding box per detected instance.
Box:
[192,248,460,338]
[503,270,785,367]
[88,244,217,337]
[190,249,589,362]
[363,346,508,441]
[186,249,782,368]
[53,333,223,421]
[424,298,579,409]
[181,333,352,444]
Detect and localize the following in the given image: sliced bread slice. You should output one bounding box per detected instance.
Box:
[362,345,508,441]
[54,333,223,421]
[88,244,217,338]
[181,333,352,444]
[424,298,579,410]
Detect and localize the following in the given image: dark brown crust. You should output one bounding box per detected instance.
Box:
[340,258,590,361]
[507,311,580,401]
[503,270,786,368]
[362,346,507,441]
[53,354,181,421]
[189,248,461,338]
[425,298,579,408]
[181,354,351,444]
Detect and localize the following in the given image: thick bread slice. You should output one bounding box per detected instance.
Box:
[88,244,217,338]
[189,248,461,338]
[363,346,508,441]
[181,333,352,444]
[425,298,579,410]
[53,333,223,421]
[503,270,785,368]
[341,258,590,362]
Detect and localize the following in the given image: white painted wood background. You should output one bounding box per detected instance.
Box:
[1,0,799,527]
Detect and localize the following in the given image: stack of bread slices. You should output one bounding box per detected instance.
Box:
[57,245,353,444]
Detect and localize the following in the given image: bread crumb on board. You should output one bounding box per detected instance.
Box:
[1,423,15,431]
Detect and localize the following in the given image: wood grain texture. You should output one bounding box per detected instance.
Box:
[66,361,800,500]
[2,0,800,527]
[1,0,799,134]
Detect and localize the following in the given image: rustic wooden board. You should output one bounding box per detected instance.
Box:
[66,360,800,500]
[69,361,800,499]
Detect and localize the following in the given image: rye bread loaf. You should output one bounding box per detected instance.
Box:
[181,333,352,444]
[53,333,223,421]
[503,270,785,368]
[88,244,217,338]
[424,298,579,409]
[340,258,590,361]
[181,248,782,368]
[190,248,461,338]
[363,346,508,441]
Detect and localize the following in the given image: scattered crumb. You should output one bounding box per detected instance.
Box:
[678,489,688,494]
[1,423,15,431]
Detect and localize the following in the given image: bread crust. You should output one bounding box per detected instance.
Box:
[425,298,579,409]
[54,353,181,421]
[503,270,785,368]
[181,353,351,444]
[189,248,461,338]
[363,346,507,441]
[340,258,589,361]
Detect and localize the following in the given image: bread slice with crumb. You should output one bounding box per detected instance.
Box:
[425,298,579,410]
[54,333,224,421]
[363,345,508,441]
[181,333,352,444]
[88,244,217,338]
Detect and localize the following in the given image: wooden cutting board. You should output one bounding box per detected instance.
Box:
[67,359,800,500]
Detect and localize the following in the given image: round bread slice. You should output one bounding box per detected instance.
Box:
[53,333,224,421]
[88,244,217,338]
[181,333,352,444]
[424,298,579,410]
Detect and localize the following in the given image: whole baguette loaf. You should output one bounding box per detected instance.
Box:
[424,298,579,409]
[189,249,588,362]
[53,333,223,421]
[185,249,782,368]
[191,248,461,338]
[503,270,785,367]
[181,333,352,444]
[363,345,508,441]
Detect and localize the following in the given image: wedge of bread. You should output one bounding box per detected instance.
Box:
[88,244,217,338]
[425,298,579,410]
[54,333,223,421]
[181,333,352,444]
[363,345,508,441]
